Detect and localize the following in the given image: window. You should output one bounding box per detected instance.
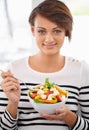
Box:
[0,0,32,69]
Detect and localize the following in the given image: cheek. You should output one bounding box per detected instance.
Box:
[35,36,42,47]
[56,36,65,47]
[35,36,40,43]
[59,35,65,42]
[36,35,44,43]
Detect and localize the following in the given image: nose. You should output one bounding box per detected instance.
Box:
[45,33,54,43]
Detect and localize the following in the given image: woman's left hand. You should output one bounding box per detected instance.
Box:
[40,106,77,128]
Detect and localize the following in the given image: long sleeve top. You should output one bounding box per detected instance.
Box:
[0,56,89,130]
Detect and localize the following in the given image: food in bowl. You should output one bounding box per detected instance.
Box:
[28,78,68,114]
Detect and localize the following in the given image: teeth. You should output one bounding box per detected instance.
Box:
[45,44,55,46]
[44,44,56,48]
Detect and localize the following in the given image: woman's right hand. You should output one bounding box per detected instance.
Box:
[1,70,21,104]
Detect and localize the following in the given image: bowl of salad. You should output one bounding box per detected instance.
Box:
[28,78,68,114]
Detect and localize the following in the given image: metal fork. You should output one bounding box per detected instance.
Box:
[0,69,33,90]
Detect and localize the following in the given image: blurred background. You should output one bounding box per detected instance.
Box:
[0,0,89,70]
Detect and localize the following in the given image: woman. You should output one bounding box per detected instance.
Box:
[0,0,89,130]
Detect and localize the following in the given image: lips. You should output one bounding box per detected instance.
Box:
[43,43,56,49]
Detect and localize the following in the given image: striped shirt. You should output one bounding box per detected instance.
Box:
[0,56,89,130]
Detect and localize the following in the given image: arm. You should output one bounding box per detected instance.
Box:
[72,85,89,130]
[40,106,78,128]
[1,109,18,130]
[41,95,89,130]
[72,62,89,130]
[0,71,20,130]
[66,62,89,130]
[41,62,89,130]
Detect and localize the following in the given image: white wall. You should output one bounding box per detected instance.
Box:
[0,0,89,71]
[61,16,89,64]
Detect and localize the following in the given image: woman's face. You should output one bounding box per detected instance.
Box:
[31,15,66,56]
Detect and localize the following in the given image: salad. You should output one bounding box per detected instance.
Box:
[28,78,68,104]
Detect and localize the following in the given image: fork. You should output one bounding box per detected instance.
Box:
[0,69,33,90]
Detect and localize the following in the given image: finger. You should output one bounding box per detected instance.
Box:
[2,82,20,92]
[55,106,66,114]
[41,112,64,120]
[1,71,13,79]
[1,77,20,90]
[40,113,57,120]
[1,76,19,84]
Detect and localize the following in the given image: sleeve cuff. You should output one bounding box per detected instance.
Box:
[71,115,78,130]
[5,109,18,122]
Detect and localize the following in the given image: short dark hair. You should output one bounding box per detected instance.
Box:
[29,0,73,41]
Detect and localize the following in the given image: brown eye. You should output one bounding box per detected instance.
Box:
[54,30,61,34]
[38,30,46,35]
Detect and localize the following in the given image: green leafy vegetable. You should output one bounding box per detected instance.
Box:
[45,78,55,89]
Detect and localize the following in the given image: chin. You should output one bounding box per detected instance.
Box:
[44,51,58,56]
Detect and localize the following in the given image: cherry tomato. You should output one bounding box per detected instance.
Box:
[56,95,62,102]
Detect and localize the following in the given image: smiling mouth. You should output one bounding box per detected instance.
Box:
[43,43,57,49]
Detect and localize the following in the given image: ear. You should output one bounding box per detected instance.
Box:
[31,26,35,36]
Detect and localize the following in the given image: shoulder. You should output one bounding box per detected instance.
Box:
[66,56,83,70]
[9,57,29,69]
[67,57,89,85]
[8,57,29,75]
[80,60,89,85]
[11,57,28,66]
[66,56,89,69]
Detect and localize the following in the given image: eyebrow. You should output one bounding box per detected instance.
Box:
[36,27,60,30]
[37,27,45,29]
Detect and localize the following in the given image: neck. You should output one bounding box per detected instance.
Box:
[37,53,63,67]
[29,53,65,73]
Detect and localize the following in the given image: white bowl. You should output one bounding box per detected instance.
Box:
[28,93,67,114]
